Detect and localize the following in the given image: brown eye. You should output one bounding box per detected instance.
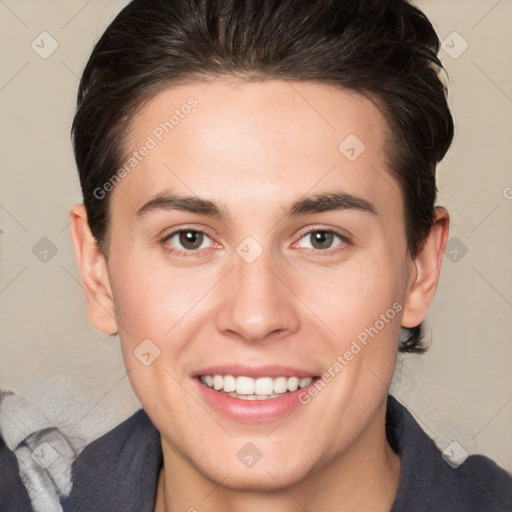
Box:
[297,230,345,251]
[179,230,204,250]
[311,231,334,249]
[165,230,213,252]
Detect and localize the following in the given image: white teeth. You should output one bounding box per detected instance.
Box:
[200,374,314,398]
[213,375,223,390]
[235,376,255,395]
[273,376,288,394]
[228,392,282,400]
[287,377,299,391]
[255,377,274,395]
[223,375,236,393]
[299,377,312,389]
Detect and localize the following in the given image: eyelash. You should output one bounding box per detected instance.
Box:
[160,229,211,258]
[162,226,350,257]
[293,228,350,253]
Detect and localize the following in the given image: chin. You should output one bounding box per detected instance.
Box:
[204,463,311,492]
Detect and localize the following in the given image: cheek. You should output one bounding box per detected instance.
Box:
[299,253,406,341]
[110,253,213,337]
[108,259,197,408]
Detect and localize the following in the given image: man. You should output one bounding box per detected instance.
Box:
[2,0,511,510]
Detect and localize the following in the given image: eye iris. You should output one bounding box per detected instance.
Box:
[311,231,333,249]
[179,231,203,250]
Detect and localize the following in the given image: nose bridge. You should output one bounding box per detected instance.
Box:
[215,247,300,342]
[235,255,276,307]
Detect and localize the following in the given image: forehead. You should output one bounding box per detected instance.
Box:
[112,79,400,217]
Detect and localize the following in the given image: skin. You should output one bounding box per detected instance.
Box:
[70,79,449,512]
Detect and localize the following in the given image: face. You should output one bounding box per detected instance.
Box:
[99,80,416,489]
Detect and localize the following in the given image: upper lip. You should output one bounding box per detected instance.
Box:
[193,365,318,379]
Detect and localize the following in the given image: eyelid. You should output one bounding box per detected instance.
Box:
[162,224,216,242]
[160,225,351,257]
[291,226,351,252]
[161,226,220,256]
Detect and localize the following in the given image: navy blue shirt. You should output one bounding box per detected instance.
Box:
[1,395,511,511]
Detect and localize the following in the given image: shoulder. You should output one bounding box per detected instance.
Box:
[388,395,512,512]
[0,435,34,511]
[73,407,161,473]
[1,408,162,512]
[62,408,163,511]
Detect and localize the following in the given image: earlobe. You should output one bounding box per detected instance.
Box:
[69,204,118,335]
[401,208,450,328]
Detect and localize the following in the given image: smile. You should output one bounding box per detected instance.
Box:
[199,375,314,400]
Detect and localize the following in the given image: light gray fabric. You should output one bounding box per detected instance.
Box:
[0,393,77,512]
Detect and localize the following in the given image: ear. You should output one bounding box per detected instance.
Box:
[402,207,450,328]
[69,204,118,335]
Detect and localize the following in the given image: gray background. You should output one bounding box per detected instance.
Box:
[1,0,511,471]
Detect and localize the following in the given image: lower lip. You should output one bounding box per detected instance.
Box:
[193,378,318,423]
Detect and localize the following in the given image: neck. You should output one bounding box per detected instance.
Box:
[155,400,401,512]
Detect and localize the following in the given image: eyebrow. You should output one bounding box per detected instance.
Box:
[286,191,377,216]
[136,193,226,219]
[135,190,377,220]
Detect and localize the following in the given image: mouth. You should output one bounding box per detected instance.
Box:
[193,366,321,421]
[198,374,316,401]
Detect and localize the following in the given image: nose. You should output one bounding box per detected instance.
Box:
[215,250,301,344]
